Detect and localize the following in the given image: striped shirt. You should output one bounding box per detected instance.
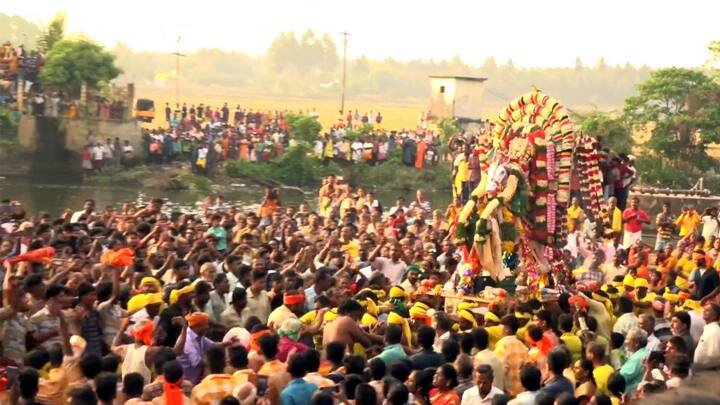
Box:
[28,307,62,349]
[1,311,28,364]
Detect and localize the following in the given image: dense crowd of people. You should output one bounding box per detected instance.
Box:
[122,103,439,176]
[0,164,719,405]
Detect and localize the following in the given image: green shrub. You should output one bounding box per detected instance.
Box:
[225,144,339,188]
[635,156,694,188]
[285,114,322,144]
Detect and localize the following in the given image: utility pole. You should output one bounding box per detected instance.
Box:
[171,36,186,106]
[340,31,350,117]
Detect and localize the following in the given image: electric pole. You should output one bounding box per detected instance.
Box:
[340,31,350,117]
[171,36,186,106]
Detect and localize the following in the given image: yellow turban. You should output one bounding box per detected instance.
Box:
[169,284,195,305]
[127,294,149,315]
[457,302,478,312]
[146,292,163,306]
[623,274,635,287]
[372,289,387,301]
[459,309,478,328]
[514,311,532,320]
[127,292,165,315]
[683,299,702,312]
[361,313,378,327]
[140,277,162,292]
[634,278,649,289]
[389,286,406,300]
[484,311,500,324]
[409,302,431,325]
[663,291,680,304]
[359,298,379,316]
[387,311,412,347]
[592,293,615,317]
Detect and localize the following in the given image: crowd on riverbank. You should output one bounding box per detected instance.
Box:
[80,109,444,177]
[0,174,718,405]
[1,40,128,121]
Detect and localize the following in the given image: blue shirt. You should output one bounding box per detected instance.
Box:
[281,378,318,405]
[541,375,575,399]
[372,343,407,366]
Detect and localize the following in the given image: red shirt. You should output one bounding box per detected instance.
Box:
[623,208,649,233]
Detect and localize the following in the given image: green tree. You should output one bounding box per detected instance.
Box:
[39,39,122,97]
[38,12,65,53]
[625,67,720,175]
[708,40,720,81]
[266,32,300,73]
[435,117,460,147]
[579,112,633,153]
[285,114,322,144]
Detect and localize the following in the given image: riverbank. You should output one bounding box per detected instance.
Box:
[81,144,452,195]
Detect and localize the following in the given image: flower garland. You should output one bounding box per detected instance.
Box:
[546,141,556,236]
[574,136,604,220]
[528,130,549,242]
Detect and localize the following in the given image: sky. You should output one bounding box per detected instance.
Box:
[3,0,718,68]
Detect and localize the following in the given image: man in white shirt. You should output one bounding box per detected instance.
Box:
[92,142,105,170]
[408,189,432,216]
[694,303,720,371]
[70,199,96,223]
[461,364,504,405]
[388,197,408,217]
[351,140,363,162]
[432,312,453,353]
[639,314,661,352]
[246,271,271,323]
[472,328,504,390]
[370,243,407,285]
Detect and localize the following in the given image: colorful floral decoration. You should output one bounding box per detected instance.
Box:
[491,89,576,249]
[453,88,606,293]
[575,135,604,220]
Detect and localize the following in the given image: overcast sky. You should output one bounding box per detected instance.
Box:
[4,0,718,68]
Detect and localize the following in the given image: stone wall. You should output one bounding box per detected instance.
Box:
[17,114,37,150]
[64,118,143,152]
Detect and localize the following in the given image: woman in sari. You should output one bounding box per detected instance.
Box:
[239,136,250,161]
[429,364,460,405]
[415,138,428,169]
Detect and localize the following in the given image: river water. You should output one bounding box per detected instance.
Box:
[5,177,720,248]
[0,179,453,217]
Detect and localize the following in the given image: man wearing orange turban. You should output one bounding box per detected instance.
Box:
[267,291,305,330]
[115,320,157,384]
[185,312,210,331]
[177,312,214,384]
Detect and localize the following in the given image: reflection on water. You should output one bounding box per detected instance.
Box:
[0,180,452,216]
